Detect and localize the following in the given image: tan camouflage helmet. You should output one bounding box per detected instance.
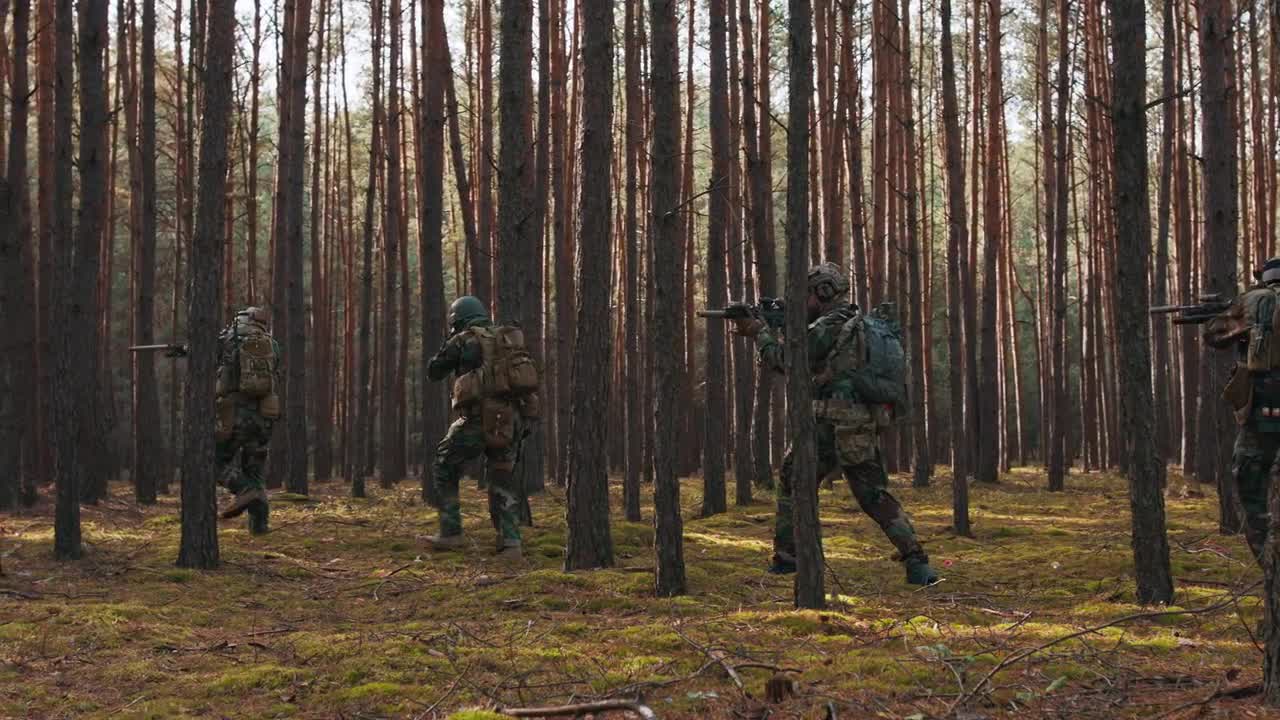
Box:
[237,306,270,327]
[807,262,850,302]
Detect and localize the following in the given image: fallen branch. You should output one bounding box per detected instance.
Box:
[948,581,1262,714]
[673,626,745,694]
[497,700,658,719]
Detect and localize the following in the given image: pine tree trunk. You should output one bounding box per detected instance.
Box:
[50,0,82,559]
[741,0,775,493]
[622,0,643,521]
[354,0,382,496]
[1198,0,1242,533]
[564,0,615,571]
[1047,0,1071,493]
[701,0,729,516]
[1152,0,1176,464]
[0,0,31,511]
[901,0,929,488]
[418,0,447,505]
[1111,0,1174,605]
[177,0,235,570]
[73,0,111,505]
[650,0,687,597]
[940,0,971,535]
[379,0,403,489]
[788,0,824,610]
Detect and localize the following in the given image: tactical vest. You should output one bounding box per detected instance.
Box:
[1239,287,1280,431]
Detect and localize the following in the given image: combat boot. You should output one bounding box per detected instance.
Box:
[426,533,466,550]
[247,501,270,535]
[495,542,523,563]
[767,550,797,575]
[220,488,267,519]
[905,557,940,586]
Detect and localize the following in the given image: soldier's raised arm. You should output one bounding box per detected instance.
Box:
[1203,297,1249,350]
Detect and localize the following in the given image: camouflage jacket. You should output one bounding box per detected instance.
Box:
[755,302,861,401]
[427,318,493,381]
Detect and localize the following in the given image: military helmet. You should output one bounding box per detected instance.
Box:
[807,262,850,302]
[237,306,269,328]
[1258,258,1280,285]
[449,296,489,332]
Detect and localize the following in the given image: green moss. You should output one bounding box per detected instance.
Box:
[338,682,404,701]
[208,664,302,694]
[446,711,510,720]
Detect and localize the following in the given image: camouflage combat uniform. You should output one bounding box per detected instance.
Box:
[214,314,281,532]
[427,318,523,549]
[1204,281,1280,565]
[754,300,929,572]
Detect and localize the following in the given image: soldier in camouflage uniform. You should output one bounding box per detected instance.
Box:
[1204,257,1280,567]
[425,296,525,558]
[215,306,282,534]
[734,263,939,585]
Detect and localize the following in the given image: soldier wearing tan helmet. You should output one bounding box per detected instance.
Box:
[213,306,283,533]
[733,262,938,586]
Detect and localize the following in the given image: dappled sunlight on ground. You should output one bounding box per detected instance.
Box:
[2,468,1277,718]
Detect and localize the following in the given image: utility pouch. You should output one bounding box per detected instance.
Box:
[514,391,542,420]
[481,398,517,450]
[215,396,235,441]
[453,371,481,410]
[1252,373,1280,433]
[259,392,282,421]
[1223,364,1253,426]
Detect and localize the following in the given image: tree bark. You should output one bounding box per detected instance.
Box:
[975,0,1003,485]
[901,0,929,488]
[702,0,729,516]
[788,0,824,610]
[564,0,615,571]
[650,0,687,597]
[1197,0,1241,533]
[419,0,447,505]
[1110,0,1174,605]
[178,0,235,570]
[50,0,81,560]
[940,0,971,535]
[0,0,31,511]
[622,0,644,521]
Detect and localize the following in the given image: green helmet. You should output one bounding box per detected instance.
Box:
[807,262,850,302]
[448,296,489,332]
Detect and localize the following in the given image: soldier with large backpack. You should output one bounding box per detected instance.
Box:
[732,262,938,586]
[426,296,540,559]
[1204,257,1280,567]
[214,306,282,533]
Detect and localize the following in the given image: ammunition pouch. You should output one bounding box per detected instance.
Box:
[215,396,235,442]
[481,398,518,450]
[259,392,282,421]
[1250,372,1280,433]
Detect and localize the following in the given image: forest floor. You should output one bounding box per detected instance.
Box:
[1,468,1277,720]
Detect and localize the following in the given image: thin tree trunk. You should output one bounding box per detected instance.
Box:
[622,0,643,521]
[940,0,971,535]
[177,0,235,570]
[702,0,729,516]
[564,0,615,571]
[902,0,930,488]
[788,0,823,610]
[1111,0,1174,605]
[419,0,447,504]
[650,0,687,597]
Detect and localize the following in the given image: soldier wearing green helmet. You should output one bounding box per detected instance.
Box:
[733,262,939,586]
[426,296,540,559]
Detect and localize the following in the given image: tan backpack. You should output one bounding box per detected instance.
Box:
[452,324,540,414]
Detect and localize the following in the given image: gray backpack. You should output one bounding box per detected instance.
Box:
[832,303,908,409]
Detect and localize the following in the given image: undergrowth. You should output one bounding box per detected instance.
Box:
[0,468,1274,719]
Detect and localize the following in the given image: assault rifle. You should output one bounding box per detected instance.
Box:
[1149,293,1231,325]
[697,297,787,331]
[129,343,188,358]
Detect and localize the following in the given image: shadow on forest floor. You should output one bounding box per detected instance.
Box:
[1,467,1276,719]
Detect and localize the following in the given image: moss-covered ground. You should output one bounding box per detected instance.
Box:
[1,469,1276,719]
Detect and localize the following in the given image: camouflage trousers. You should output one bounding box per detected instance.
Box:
[775,412,926,565]
[1230,425,1276,565]
[433,414,522,547]
[216,402,272,528]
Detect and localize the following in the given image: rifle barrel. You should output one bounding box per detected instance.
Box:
[697,310,728,318]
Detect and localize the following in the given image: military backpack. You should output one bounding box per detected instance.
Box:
[452,323,541,418]
[826,303,908,412]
